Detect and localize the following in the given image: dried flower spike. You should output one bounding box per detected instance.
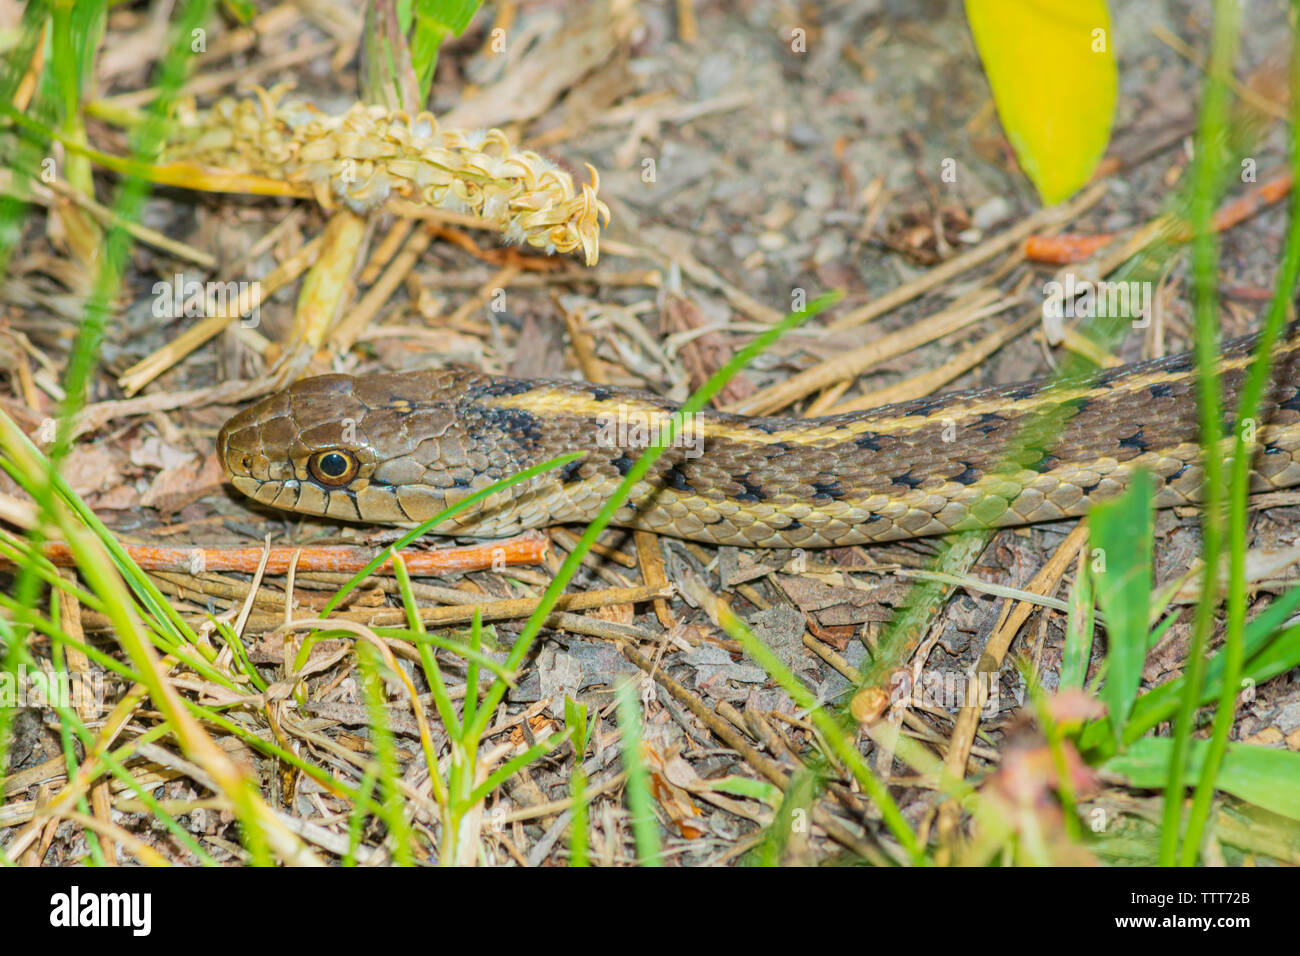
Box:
[166,86,611,265]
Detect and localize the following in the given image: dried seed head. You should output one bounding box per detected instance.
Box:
[165,87,611,264]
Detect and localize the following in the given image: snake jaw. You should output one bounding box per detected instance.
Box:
[215,407,259,482]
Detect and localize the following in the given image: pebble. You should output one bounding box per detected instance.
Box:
[788,122,820,148]
[814,232,846,266]
[730,233,759,259]
[804,178,833,210]
[972,196,1012,231]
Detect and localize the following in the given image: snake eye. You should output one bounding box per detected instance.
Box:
[308,449,359,486]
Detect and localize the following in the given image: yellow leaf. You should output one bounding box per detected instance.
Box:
[965,0,1117,204]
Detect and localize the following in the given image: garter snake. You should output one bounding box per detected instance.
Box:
[216,332,1300,548]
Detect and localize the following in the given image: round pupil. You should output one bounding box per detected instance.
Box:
[319,452,349,478]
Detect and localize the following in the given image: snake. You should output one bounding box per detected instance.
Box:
[216,331,1300,549]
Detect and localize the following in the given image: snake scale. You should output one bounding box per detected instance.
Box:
[217,331,1300,548]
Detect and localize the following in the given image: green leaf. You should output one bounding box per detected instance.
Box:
[221,0,257,24]
[616,680,662,866]
[569,767,589,868]
[408,1,484,104]
[1104,738,1300,822]
[1060,548,1094,690]
[964,0,1117,203]
[564,695,590,761]
[1079,586,1300,755]
[759,769,816,867]
[411,0,480,37]
[1089,469,1154,744]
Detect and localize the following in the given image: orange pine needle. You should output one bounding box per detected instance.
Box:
[16,533,548,576]
[1023,171,1294,264]
[1023,232,1115,264]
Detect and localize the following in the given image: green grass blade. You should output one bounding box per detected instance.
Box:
[616,679,661,866]
[465,728,572,808]
[569,766,589,867]
[1182,10,1300,863]
[1088,469,1154,743]
[358,641,415,865]
[758,769,816,867]
[316,450,582,619]
[388,555,459,747]
[463,291,842,745]
[1107,737,1300,822]
[409,0,483,101]
[718,604,923,862]
[564,695,589,759]
[1078,587,1300,755]
[1162,0,1241,866]
[1060,548,1094,691]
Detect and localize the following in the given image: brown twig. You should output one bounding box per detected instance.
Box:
[1024,171,1294,264]
[18,533,549,576]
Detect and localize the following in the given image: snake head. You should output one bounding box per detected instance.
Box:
[216,368,555,531]
[217,374,382,522]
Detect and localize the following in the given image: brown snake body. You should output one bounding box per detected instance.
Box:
[217,332,1300,548]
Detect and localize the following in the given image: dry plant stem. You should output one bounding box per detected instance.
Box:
[359,218,416,283]
[146,570,274,616]
[448,264,521,326]
[423,224,565,267]
[429,268,660,290]
[934,521,1089,847]
[73,373,277,439]
[1023,233,1119,265]
[547,527,635,566]
[826,181,1109,333]
[16,533,548,575]
[55,810,170,866]
[634,530,675,628]
[99,39,338,113]
[676,0,699,42]
[267,583,671,630]
[499,772,628,824]
[201,4,301,61]
[5,656,180,860]
[616,641,887,863]
[560,302,608,383]
[41,177,217,267]
[1150,23,1290,120]
[81,606,661,644]
[852,533,991,723]
[330,221,436,352]
[56,568,115,863]
[548,531,636,589]
[727,290,1013,416]
[748,708,876,823]
[292,209,368,348]
[826,312,1041,415]
[658,240,785,324]
[278,617,439,783]
[116,234,324,394]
